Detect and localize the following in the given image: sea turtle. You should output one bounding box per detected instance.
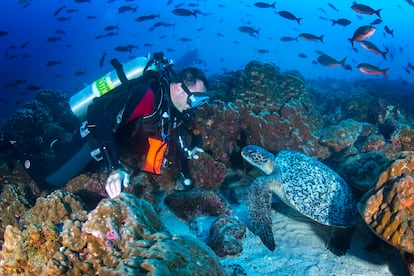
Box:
[241,145,359,251]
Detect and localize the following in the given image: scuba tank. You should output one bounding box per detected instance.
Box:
[69,56,156,120]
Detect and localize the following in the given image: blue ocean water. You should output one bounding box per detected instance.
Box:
[0,0,413,119]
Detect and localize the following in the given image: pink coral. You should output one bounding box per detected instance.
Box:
[106,230,120,240]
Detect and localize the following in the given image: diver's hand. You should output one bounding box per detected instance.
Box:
[188,147,204,159]
[105,169,130,198]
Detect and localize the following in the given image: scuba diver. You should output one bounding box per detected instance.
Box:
[4,52,210,198]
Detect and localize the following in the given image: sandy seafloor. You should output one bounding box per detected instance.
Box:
[160,197,409,276]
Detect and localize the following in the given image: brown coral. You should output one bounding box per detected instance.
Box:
[358,152,414,254]
[0,192,225,275]
[207,215,246,257]
[0,184,34,228]
[24,190,87,225]
[188,151,226,190]
[164,189,232,221]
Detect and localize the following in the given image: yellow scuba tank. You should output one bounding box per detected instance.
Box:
[69,56,156,120]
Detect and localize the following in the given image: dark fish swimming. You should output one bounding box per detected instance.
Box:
[99,51,107,67]
[172,8,197,17]
[47,36,62,42]
[357,63,388,78]
[54,5,66,16]
[280,36,298,42]
[45,60,61,67]
[135,14,160,22]
[0,30,8,37]
[299,33,324,42]
[348,25,376,46]
[74,70,87,76]
[370,18,382,25]
[254,2,276,8]
[115,44,138,52]
[20,41,30,48]
[56,16,70,21]
[118,6,137,13]
[153,22,175,28]
[330,18,351,26]
[358,40,388,59]
[104,25,119,31]
[278,11,302,24]
[257,49,269,54]
[328,3,339,12]
[384,25,394,37]
[351,2,382,17]
[238,26,260,36]
[403,66,411,74]
[317,54,346,68]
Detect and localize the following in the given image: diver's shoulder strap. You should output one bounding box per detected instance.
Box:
[110,58,128,84]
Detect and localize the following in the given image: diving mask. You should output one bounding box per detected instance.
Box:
[181,84,210,109]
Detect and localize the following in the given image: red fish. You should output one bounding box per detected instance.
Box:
[358,40,388,59]
[351,2,382,17]
[357,63,388,78]
[348,25,376,46]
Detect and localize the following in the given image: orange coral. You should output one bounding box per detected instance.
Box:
[359,153,414,254]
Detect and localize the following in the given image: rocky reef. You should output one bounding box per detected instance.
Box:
[0,190,224,275]
[206,215,246,257]
[1,60,414,273]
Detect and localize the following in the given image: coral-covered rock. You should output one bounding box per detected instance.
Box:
[24,190,87,225]
[340,93,378,123]
[60,219,87,252]
[192,100,329,167]
[164,189,232,221]
[389,124,414,152]
[0,184,34,228]
[104,234,225,275]
[360,134,386,153]
[207,215,246,257]
[319,119,374,152]
[358,152,414,254]
[190,60,329,167]
[1,221,62,274]
[188,151,226,190]
[1,90,78,158]
[83,192,166,247]
[335,151,391,191]
[64,173,108,206]
[192,101,243,166]
[0,192,225,275]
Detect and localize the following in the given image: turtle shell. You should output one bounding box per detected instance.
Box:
[274,150,359,227]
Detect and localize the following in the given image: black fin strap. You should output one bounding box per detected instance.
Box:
[110,58,128,84]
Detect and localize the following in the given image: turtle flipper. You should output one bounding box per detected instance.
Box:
[248,177,275,251]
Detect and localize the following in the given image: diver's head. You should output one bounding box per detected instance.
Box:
[169,67,209,113]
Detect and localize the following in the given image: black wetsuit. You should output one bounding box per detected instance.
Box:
[24,73,174,188]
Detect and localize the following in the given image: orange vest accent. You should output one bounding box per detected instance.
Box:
[142,137,167,175]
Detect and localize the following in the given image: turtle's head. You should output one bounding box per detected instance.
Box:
[241,145,277,175]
